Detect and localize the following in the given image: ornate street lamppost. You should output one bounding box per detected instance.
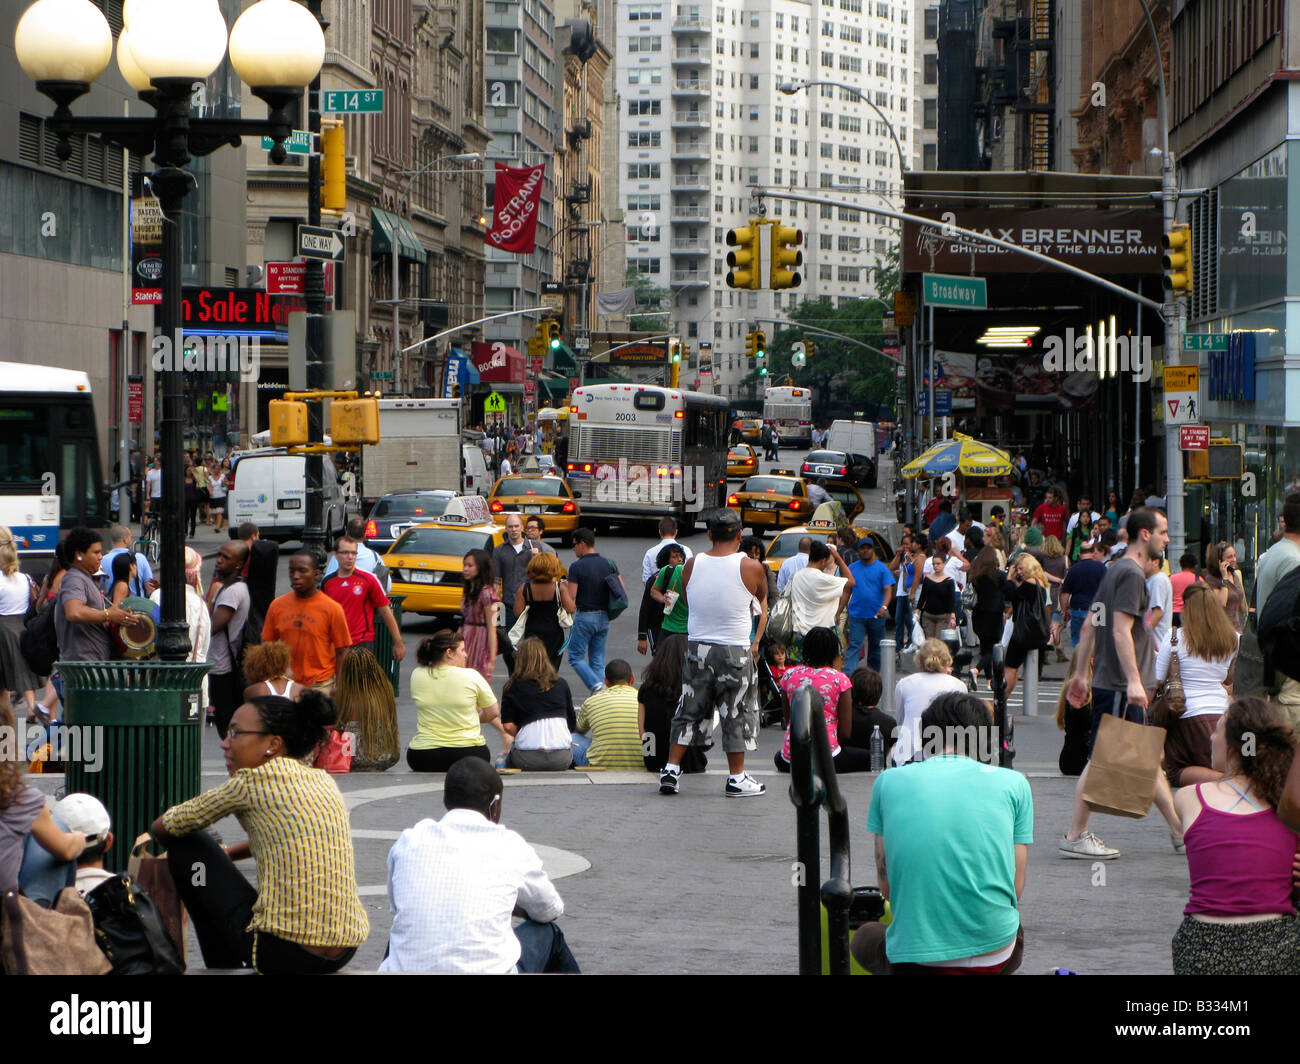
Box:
[15,0,324,661]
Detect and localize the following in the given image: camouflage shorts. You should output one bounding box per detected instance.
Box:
[669,641,759,755]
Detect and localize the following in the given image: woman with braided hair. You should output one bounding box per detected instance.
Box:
[1171,696,1300,975]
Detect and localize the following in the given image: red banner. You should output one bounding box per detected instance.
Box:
[486,163,546,253]
[471,341,525,383]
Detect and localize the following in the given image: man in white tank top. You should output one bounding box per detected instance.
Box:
[659,509,769,797]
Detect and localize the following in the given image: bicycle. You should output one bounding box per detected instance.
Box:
[139,512,161,566]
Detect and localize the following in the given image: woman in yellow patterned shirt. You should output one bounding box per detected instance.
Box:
[151,691,369,974]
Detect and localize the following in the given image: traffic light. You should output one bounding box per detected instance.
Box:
[1162,225,1192,295]
[330,397,380,445]
[770,225,803,289]
[321,120,346,213]
[725,222,760,290]
[547,320,562,350]
[268,399,309,446]
[745,330,758,358]
[805,340,815,360]
[670,341,682,363]
[755,329,768,376]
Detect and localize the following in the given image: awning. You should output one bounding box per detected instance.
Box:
[549,344,579,371]
[538,375,567,398]
[371,208,427,263]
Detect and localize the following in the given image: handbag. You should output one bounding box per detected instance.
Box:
[1081,701,1166,818]
[84,874,185,975]
[605,561,629,620]
[509,582,573,651]
[1149,629,1187,727]
[909,614,925,648]
[1,888,112,975]
[1012,585,1050,646]
[127,833,187,962]
[767,593,794,645]
[960,581,977,609]
[313,728,353,773]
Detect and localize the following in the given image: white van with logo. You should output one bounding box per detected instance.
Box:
[228,449,346,544]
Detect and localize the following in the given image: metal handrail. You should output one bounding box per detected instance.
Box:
[788,681,853,975]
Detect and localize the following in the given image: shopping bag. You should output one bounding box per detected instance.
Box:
[909,614,925,648]
[127,833,187,962]
[767,594,794,645]
[1081,712,1165,818]
[1,888,111,975]
[313,728,353,773]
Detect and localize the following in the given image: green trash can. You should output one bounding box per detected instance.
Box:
[371,594,405,698]
[60,661,211,873]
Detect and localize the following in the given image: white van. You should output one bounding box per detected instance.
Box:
[228,449,346,544]
[462,444,491,497]
[826,420,878,487]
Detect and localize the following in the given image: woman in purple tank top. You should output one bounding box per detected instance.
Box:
[1171,697,1300,975]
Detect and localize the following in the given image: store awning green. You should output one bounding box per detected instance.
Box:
[538,375,568,397]
[370,208,427,263]
[549,344,579,371]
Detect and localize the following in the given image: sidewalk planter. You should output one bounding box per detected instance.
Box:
[371,594,405,698]
[60,661,212,873]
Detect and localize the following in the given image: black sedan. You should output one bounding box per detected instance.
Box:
[799,450,876,489]
[363,490,459,551]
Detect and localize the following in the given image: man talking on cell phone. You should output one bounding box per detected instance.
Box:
[1059,507,1185,861]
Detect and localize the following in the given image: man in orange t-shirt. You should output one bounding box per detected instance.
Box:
[1169,552,1199,628]
[261,551,353,692]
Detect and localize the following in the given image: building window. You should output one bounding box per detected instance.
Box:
[627,163,661,179]
[923,98,938,130]
[628,99,662,115]
[838,145,861,162]
[628,131,662,147]
[839,55,861,72]
[773,169,783,183]
[924,53,937,84]
[629,36,662,52]
[923,142,938,168]
[749,43,759,58]
[775,12,783,27]
[627,195,662,211]
[821,50,834,67]
[628,4,662,19]
[924,7,938,38]
[837,267,859,282]
[838,236,859,251]
[818,233,833,250]
[626,225,661,242]
[819,264,832,279]
[775,44,784,59]
[820,204,832,219]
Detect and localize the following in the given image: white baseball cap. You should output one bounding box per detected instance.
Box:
[54,793,111,839]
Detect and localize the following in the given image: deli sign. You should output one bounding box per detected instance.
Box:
[181,287,306,338]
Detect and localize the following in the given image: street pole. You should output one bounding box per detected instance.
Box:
[1137,0,1183,555]
[302,0,328,562]
[927,304,935,449]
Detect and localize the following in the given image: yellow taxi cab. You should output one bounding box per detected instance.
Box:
[384,496,507,617]
[763,508,894,575]
[733,417,763,442]
[726,443,759,479]
[727,472,817,531]
[487,472,579,534]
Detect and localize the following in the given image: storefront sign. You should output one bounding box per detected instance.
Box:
[471,341,525,383]
[903,208,1162,275]
[128,377,143,423]
[181,287,306,338]
[1207,332,1258,402]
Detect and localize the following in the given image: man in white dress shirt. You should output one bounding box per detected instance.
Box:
[380,758,580,974]
[640,515,693,582]
[776,536,813,595]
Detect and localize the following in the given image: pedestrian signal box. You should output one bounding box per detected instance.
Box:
[330,397,381,446]
[268,400,309,446]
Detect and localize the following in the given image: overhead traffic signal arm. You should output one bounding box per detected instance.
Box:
[726,223,761,290]
[1162,225,1192,294]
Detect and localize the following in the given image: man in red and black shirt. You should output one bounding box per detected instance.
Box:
[1031,489,1068,542]
[322,536,406,661]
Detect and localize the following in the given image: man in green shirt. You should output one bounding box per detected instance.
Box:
[651,559,689,637]
[572,660,643,769]
[853,691,1032,974]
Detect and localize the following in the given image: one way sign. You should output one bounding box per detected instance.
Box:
[297,224,345,262]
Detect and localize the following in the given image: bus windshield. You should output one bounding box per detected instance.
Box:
[0,407,51,484]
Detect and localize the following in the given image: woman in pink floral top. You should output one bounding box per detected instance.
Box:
[773,626,870,773]
[460,549,500,680]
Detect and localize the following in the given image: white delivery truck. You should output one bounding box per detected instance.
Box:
[227,449,347,544]
[826,420,879,488]
[361,398,464,509]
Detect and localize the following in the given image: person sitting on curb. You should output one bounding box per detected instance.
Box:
[572,659,643,769]
[380,757,579,974]
[852,691,1032,975]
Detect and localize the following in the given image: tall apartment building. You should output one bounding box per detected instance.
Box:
[912,0,939,169]
[616,0,913,399]
[484,0,561,365]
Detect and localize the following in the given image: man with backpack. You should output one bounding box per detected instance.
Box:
[205,540,251,738]
[565,528,626,694]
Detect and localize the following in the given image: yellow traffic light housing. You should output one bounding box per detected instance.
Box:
[329,397,380,446]
[726,223,760,290]
[755,330,768,376]
[1162,225,1192,294]
[268,399,309,446]
[321,120,346,213]
[547,321,562,350]
[745,330,758,358]
[770,226,803,289]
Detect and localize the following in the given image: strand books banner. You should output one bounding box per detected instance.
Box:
[486,163,546,253]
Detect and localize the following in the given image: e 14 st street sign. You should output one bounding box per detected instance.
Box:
[320,90,384,113]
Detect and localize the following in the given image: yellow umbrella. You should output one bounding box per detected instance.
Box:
[900,432,1013,479]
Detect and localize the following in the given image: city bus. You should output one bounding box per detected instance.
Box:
[763,384,814,448]
[0,363,108,561]
[565,383,730,526]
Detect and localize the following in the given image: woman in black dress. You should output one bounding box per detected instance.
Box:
[636,633,705,774]
[968,545,1012,685]
[513,551,575,670]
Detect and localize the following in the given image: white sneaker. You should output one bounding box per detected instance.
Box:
[1058,832,1119,860]
[724,773,766,798]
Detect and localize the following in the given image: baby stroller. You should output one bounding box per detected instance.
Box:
[758,655,785,728]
